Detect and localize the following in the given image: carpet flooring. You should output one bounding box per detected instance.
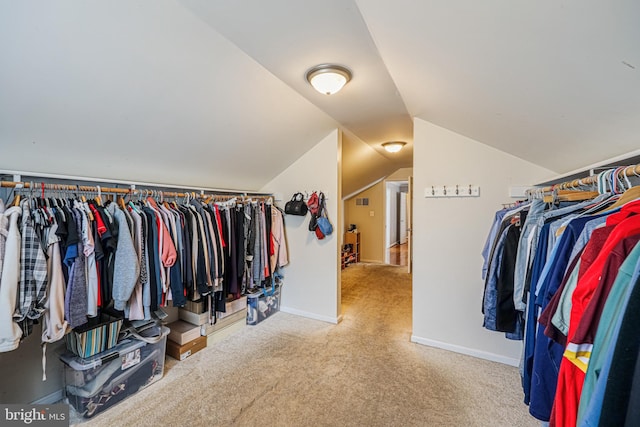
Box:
[72,263,537,426]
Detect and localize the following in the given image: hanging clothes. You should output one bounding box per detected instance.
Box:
[0,206,23,352]
[482,180,640,426]
[0,184,289,377]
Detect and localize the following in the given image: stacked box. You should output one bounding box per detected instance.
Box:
[60,326,169,419]
[246,284,281,325]
[217,296,247,319]
[166,335,207,361]
[167,320,201,345]
[184,299,205,314]
[179,308,210,326]
[200,309,246,336]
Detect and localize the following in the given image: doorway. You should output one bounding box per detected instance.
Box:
[385,180,409,267]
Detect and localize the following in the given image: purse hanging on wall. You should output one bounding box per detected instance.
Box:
[284,193,308,216]
[315,192,333,239]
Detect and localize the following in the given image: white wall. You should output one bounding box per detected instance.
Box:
[262,130,342,323]
[411,118,554,365]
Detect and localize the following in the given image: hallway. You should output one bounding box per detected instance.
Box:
[387,243,409,266]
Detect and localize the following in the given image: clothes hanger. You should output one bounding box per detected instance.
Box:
[554,189,600,202]
[10,188,20,207]
[601,165,640,212]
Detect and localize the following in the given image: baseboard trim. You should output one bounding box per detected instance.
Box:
[280,306,341,324]
[410,335,519,367]
[32,389,64,405]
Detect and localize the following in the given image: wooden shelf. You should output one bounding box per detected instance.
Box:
[343,232,360,268]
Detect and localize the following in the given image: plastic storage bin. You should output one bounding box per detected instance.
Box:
[246,283,281,325]
[60,325,169,418]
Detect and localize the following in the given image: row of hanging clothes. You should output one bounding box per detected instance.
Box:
[482,166,640,427]
[0,182,288,356]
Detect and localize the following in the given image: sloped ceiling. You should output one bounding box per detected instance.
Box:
[357,0,640,173]
[178,0,414,191]
[0,1,338,190]
[342,132,402,197]
[1,1,639,192]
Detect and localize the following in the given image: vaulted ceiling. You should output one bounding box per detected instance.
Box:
[1,1,639,195]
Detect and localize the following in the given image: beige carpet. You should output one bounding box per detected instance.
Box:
[72,263,537,427]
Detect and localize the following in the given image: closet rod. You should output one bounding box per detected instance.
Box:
[539,164,640,192]
[0,181,268,201]
[0,169,270,196]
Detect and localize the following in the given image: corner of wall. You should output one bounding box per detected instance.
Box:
[261,129,341,322]
[411,118,554,363]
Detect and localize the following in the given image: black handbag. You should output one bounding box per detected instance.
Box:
[285,193,308,216]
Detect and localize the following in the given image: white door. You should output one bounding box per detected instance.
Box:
[399,192,407,244]
[408,176,413,274]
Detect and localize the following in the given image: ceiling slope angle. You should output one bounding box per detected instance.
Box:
[342,131,405,197]
[178,0,414,171]
[357,0,640,174]
[0,1,338,190]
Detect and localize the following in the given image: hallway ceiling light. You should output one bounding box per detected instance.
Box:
[305,64,352,95]
[382,141,407,153]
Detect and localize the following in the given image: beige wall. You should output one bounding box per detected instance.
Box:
[387,167,413,181]
[344,181,385,263]
[262,129,342,324]
[411,118,554,365]
[342,132,401,197]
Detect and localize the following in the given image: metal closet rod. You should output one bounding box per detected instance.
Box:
[539,164,640,192]
[0,181,260,200]
[0,169,270,198]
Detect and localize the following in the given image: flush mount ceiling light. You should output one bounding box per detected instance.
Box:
[305,64,352,95]
[382,141,407,153]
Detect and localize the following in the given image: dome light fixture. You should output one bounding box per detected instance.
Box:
[382,141,407,153]
[305,64,352,95]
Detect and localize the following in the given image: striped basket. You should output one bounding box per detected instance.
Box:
[65,317,123,358]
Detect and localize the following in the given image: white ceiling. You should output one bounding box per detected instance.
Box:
[1,1,639,192]
[0,1,338,190]
[357,0,640,172]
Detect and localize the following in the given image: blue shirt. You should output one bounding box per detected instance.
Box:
[529,215,598,420]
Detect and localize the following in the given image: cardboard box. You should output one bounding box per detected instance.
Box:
[184,299,205,314]
[200,309,246,336]
[167,320,201,345]
[246,284,281,326]
[217,296,247,319]
[160,306,180,324]
[206,318,246,347]
[179,308,210,326]
[166,335,207,361]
